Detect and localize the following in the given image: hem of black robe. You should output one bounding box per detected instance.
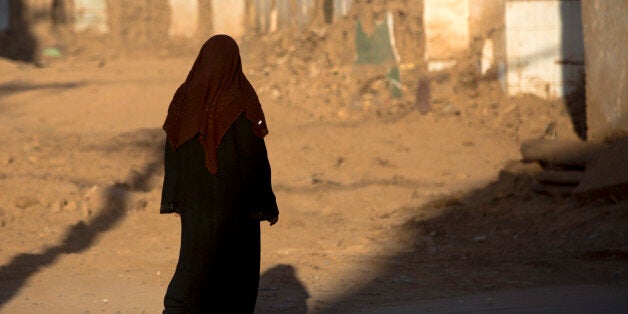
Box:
[249,211,278,221]
[160,201,180,214]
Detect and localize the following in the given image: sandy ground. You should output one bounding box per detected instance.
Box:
[0,38,626,314]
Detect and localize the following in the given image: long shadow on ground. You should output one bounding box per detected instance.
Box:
[313,161,628,313]
[0,129,165,308]
[0,81,85,99]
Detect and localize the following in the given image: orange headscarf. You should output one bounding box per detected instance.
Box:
[163,34,269,173]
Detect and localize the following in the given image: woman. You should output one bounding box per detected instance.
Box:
[159,34,279,313]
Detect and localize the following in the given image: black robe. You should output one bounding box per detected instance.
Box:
[160,112,279,313]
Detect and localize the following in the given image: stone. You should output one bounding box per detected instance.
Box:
[13,196,39,209]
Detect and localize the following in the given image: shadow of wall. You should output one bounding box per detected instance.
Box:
[313,157,627,313]
[560,1,587,140]
[0,128,165,309]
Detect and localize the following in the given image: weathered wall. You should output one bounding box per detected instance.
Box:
[2,0,422,65]
[168,0,198,37]
[0,0,48,61]
[74,0,107,33]
[469,0,505,77]
[581,0,628,142]
[351,0,424,66]
[0,0,9,31]
[505,0,584,99]
[253,0,316,33]
[423,0,469,61]
[212,0,245,38]
[107,0,170,44]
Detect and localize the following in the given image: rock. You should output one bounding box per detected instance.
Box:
[321,207,334,217]
[13,196,39,209]
[2,155,14,165]
[83,185,99,199]
[308,63,320,77]
[271,89,281,100]
[440,104,461,117]
[51,200,65,213]
[135,199,148,211]
[64,200,78,212]
[27,156,38,164]
[82,205,92,218]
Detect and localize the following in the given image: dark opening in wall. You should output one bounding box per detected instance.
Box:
[0,0,37,62]
[323,0,333,24]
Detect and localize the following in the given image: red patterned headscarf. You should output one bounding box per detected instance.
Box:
[163,34,269,173]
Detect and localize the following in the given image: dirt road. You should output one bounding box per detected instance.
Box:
[0,48,626,313]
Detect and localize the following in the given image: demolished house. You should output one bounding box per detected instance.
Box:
[1,0,625,203]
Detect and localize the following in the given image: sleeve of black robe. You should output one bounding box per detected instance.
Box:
[233,112,279,221]
[160,139,180,214]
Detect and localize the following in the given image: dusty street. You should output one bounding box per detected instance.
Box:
[0,31,626,313]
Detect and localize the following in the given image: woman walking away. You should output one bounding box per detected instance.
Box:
[159,34,279,314]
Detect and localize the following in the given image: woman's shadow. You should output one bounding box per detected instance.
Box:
[256,264,310,314]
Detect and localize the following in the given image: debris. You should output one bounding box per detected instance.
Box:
[440,104,461,117]
[385,66,402,98]
[13,196,39,209]
[536,170,584,186]
[414,77,431,115]
[520,139,608,168]
[574,138,628,204]
[51,200,65,213]
[82,205,92,218]
[3,155,14,165]
[532,183,575,197]
[42,47,62,58]
[64,200,79,212]
[135,199,148,211]
[355,11,398,65]
[83,185,99,199]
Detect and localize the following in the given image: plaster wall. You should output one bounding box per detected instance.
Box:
[582,0,628,141]
[212,0,245,39]
[423,0,469,60]
[505,0,584,99]
[0,0,9,31]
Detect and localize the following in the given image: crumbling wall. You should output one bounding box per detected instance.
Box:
[0,0,50,61]
[211,0,245,39]
[0,0,9,31]
[469,0,505,77]
[2,0,425,64]
[581,0,628,142]
[423,0,468,63]
[351,0,424,66]
[107,0,170,45]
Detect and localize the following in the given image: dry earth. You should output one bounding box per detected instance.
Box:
[0,32,626,314]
